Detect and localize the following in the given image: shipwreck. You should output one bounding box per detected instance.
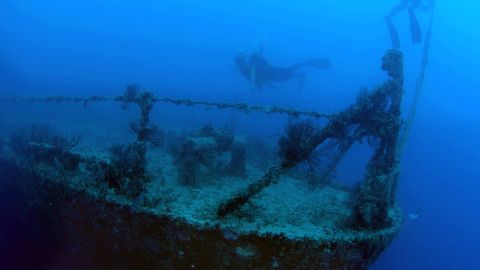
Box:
[0,47,430,269]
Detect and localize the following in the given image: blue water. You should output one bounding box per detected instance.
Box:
[1,1,479,269]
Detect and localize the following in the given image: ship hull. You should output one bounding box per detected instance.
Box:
[0,158,402,270]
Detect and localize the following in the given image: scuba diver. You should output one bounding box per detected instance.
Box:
[385,0,434,49]
[234,50,330,90]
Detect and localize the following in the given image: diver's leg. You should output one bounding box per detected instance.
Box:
[408,6,423,43]
[385,16,401,49]
[385,0,409,49]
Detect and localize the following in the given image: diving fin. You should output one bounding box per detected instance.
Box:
[408,7,423,44]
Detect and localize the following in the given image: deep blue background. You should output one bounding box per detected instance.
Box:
[1,1,479,269]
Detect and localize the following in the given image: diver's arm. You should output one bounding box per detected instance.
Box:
[385,15,401,49]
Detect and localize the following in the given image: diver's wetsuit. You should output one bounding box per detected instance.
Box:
[235,53,330,89]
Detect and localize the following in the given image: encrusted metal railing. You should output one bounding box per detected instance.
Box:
[0,95,332,119]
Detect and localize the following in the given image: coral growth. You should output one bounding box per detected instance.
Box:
[106,142,149,198]
[173,138,211,186]
[84,141,150,199]
[293,139,339,187]
[381,49,403,82]
[278,120,320,169]
[197,124,235,152]
[130,122,164,147]
[8,124,82,171]
[109,143,147,180]
[82,85,159,197]
[172,125,247,186]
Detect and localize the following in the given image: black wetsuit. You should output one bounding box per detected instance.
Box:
[235,53,330,89]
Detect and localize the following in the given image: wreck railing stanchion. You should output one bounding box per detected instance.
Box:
[351,49,404,229]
